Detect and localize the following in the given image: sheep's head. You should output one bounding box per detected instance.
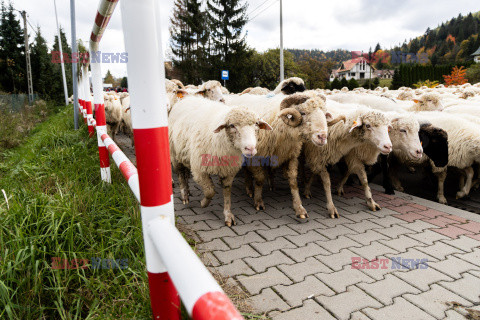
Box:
[278,93,342,146]
[397,91,414,101]
[389,117,422,160]
[197,80,225,103]
[275,77,306,95]
[418,123,449,167]
[413,93,443,111]
[214,107,272,158]
[460,88,475,99]
[349,110,392,155]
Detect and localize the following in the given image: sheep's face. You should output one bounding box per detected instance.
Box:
[281,78,306,95]
[414,94,443,111]
[389,117,422,160]
[198,84,225,103]
[214,108,272,158]
[419,124,448,167]
[349,111,392,155]
[279,94,332,146]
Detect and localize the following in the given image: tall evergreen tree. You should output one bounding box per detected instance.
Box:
[52,26,72,94]
[30,27,56,100]
[206,0,249,91]
[0,1,25,92]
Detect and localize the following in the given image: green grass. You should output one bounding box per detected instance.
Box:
[379,79,392,88]
[0,106,153,319]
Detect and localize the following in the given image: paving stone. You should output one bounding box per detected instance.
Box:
[282,242,330,262]
[336,205,364,214]
[415,208,449,219]
[415,241,464,260]
[317,248,359,272]
[316,235,361,253]
[440,272,480,303]
[315,216,355,227]
[229,221,270,235]
[444,310,468,320]
[379,235,425,252]
[357,256,409,281]
[278,257,331,282]
[317,286,382,320]
[385,198,412,206]
[344,220,383,233]
[196,226,237,242]
[374,224,415,238]
[204,219,229,230]
[407,229,450,245]
[393,212,427,223]
[422,216,462,228]
[433,225,474,239]
[368,215,408,227]
[402,219,440,232]
[285,229,328,247]
[237,267,293,295]
[200,251,221,267]
[428,256,479,280]
[454,248,480,267]
[197,238,229,252]
[257,225,299,241]
[349,311,372,320]
[440,235,480,252]
[457,221,480,233]
[250,288,290,313]
[236,211,274,224]
[342,211,376,223]
[468,234,480,241]
[250,237,296,255]
[316,267,375,293]
[388,204,423,214]
[357,274,420,304]
[214,244,260,264]
[363,297,436,320]
[273,275,335,307]
[344,230,390,246]
[317,224,357,240]
[395,265,454,291]
[404,284,472,319]
[244,251,295,273]
[261,215,298,228]
[368,207,400,218]
[214,259,255,277]
[271,300,335,320]
[288,220,327,233]
[350,241,399,260]
[222,231,265,249]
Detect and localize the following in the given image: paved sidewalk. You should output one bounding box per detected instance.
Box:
[174,173,480,320]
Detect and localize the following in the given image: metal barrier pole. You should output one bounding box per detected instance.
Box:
[120,0,180,318]
[83,64,95,137]
[70,0,79,129]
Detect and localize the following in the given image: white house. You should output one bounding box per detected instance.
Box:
[472,46,480,63]
[330,57,375,81]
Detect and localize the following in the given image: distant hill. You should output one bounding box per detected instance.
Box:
[287,49,351,67]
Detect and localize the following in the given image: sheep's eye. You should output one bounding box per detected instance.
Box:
[300,112,306,116]
[400,129,407,133]
[229,124,235,129]
[365,124,371,129]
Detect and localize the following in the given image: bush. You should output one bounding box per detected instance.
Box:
[372,77,380,88]
[347,78,359,90]
[340,77,349,88]
[331,78,341,89]
[466,64,480,84]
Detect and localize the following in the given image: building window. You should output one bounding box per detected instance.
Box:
[360,72,365,79]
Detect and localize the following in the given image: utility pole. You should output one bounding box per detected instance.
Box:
[279,0,284,82]
[70,0,79,129]
[20,11,34,104]
[54,0,69,105]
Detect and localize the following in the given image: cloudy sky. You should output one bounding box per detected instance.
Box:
[12,0,479,78]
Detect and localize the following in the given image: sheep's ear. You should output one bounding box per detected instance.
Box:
[213,124,227,133]
[258,119,273,131]
[196,89,207,96]
[176,89,188,99]
[325,112,333,122]
[349,117,362,133]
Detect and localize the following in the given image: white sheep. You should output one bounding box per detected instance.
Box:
[104,95,123,140]
[303,107,392,218]
[240,87,271,95]
[273,77,306,95]
[169,96,272,226]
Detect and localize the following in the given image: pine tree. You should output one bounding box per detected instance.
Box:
[104,70,115,84]
[206,0,249,91]
[372,77,380,88]
[340,77,348,88]
[391,69,402,89]
[31,27,56,100]
[347,78,359,90]
[331,78,341,89]
[0,1,25,92]
[121,77,128,88]
[52,26,72,94]
[374,43,381,53]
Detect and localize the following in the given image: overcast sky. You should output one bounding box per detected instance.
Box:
[11,0,480,78]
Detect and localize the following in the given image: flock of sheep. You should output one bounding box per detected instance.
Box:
[102,77,480,227]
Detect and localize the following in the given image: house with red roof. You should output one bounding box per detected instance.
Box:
[329,57,375,81]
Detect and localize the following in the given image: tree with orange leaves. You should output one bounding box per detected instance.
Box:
[443,66,468,86]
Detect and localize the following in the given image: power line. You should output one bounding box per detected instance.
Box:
[249,0,279,22]
[248,0,271,17]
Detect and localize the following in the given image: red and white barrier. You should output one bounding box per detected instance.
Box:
[76,0,244,318]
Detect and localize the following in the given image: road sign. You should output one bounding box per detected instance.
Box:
[221,70,229,80]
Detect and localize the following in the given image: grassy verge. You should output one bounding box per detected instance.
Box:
[0,106,151,319]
